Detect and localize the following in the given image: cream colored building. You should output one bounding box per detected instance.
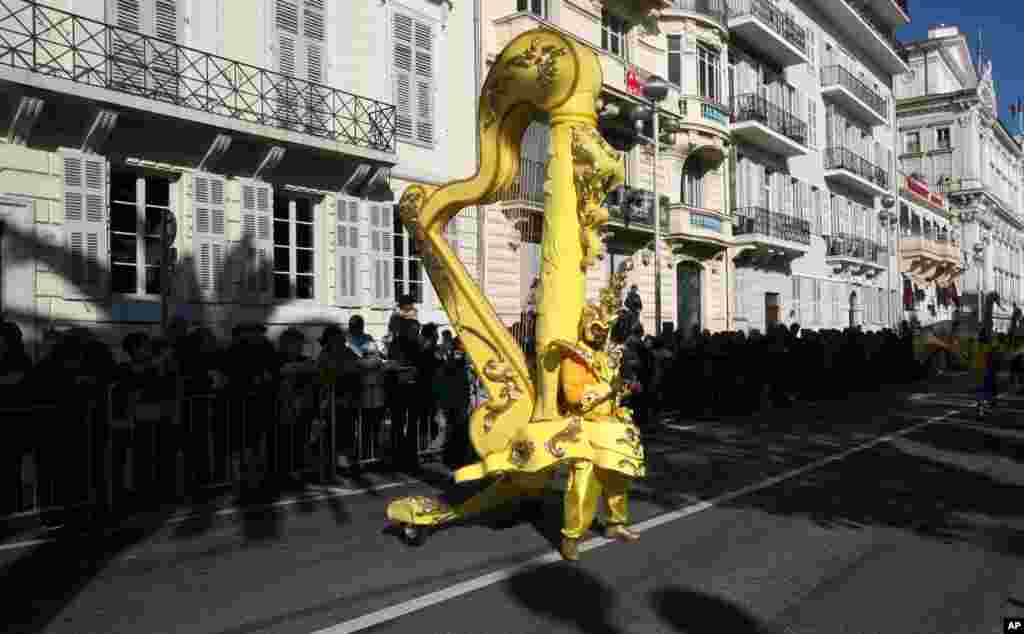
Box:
[0,0,476,355]
[478,0,734,338]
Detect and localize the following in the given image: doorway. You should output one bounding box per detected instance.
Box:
[677,262,702,337]
[765,292,781,329]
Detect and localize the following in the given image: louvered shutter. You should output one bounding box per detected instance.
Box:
[192,173,228,301]
[393,13,414,140]
[369,204,394,306]
[393,12,434,145]
[275,0,302,128]
[336,198,361,306]
[62,149,108,299]
[302,0,327,133]
[108,0,180,96]
[241,181,273,299]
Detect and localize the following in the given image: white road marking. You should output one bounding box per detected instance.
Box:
[312,409,960,634]
[663,424,701,432]
[0,480,414,554]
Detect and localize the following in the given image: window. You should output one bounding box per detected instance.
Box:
[936,127,951,150]
[668,35,682,87]
[792,277,801,322]
[107,0,182,97]
[517,0,546,17]
[682,156,705,208]
[62,150,108,299]
[601,9,629,59]
[813,279,822,324]
[392,11,435,145]
[273,193,316,299]
[806,27,816,80]
[393,207,423,304]
[110,172,173,295]
[336,198,361,305]
[877,286,885,322]
[904,131,921,154]
[697,43,720,103]
[192,173,228,300]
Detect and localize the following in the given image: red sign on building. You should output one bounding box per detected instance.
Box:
[626,67,642,97]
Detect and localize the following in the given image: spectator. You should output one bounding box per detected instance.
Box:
[439,337,473,469]
[387,295,422,472]
[346,315,388,463]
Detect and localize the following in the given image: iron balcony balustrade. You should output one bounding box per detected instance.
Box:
[607,189,670,231]
[731,93,807,155]
[733,206,811,245]
[827,233,886,264]
[819,65,888,125]
[844,0,901,58]
[824,146,888,196]
[665,0,728,26]
[727,0,807,66]
[0,0,396,153]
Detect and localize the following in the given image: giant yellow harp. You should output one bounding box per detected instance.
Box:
[385,29,629,543]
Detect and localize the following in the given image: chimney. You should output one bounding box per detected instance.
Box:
[928,24,959,39]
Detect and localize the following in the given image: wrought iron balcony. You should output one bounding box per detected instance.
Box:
[732,93,807,147]
[0,0,396,153]
[666,0,728,25]
[607,189,670,231]
[727,0,806,54]
[733,206,810,245]
[845,0,901,56]
[824,146,888,192]
[820,65,888,122]
[827,233,886,263]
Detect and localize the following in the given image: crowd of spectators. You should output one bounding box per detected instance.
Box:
[2,289,1021,518]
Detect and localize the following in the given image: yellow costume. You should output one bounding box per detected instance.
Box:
[383,28,644,561]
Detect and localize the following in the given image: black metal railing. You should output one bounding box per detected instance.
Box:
[0,0,396,153]
[824,147,888,189]
[733,206,810,245]
[845,0,901,56]
[667,0,728,25]
[732,93,807,146]
[609,191,670,230]
[727,0,806,53]
[820,65,888,119]
[826,233,886,262]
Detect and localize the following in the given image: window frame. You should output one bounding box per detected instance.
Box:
[516,0,547,18]
[601,9,630,61]
[904,130,921,154]
[272,192,318,301]
[697,42,721,103]
[935,126,951,151]
[667,34,682,88]
[109,170,176,299]
[392,204,426,306]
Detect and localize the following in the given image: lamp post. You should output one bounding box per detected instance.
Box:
[637,75,671,335]
[881,194,896,327]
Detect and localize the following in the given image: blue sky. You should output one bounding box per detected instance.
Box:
[897,1,1024,134]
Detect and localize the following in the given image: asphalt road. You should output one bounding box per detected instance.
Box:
[2,374,1022,634]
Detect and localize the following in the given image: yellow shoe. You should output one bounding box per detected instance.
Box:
[559,536,579,561]
[605,524,640,542]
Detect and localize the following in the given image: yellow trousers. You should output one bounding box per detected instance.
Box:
[561,460,631,539]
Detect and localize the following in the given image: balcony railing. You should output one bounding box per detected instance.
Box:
[733,206,810,245]
[666,0,728,25]
[824,147,888,189]
[609,191,670,230]
[820,65,887,118]
[732,93,807,146]
[0,0,396,153]
[727,0,806,53]
[679,94,731,125]
[845,0,901,56]
[827,233,886,263]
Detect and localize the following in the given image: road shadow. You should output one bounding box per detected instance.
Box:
[503,563,623,634]
[649,586,782,633]
[732,422,1024,558]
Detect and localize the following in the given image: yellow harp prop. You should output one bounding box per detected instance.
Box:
[398,29,625,482]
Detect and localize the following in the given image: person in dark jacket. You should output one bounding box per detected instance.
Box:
[387,295,422,471]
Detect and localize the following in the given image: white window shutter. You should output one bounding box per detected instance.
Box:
[275,0,302,127]
[241,181,273,300]
[393,13,415,140]
[62,149,108,300]
[302,0,327,132]
[369,203,394,306]
[336,198,360,306]
[192,173,228,301]
[413,20,434,145]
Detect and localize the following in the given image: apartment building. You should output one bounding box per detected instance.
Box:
[0,0,474,354]
[480,0,738,337]
[727,0,909,334]
[897,25,1024,332]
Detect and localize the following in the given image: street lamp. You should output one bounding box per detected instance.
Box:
[881,195,896,327]
[637,74,671,335]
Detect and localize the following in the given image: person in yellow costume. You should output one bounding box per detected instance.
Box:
[385,287,646,562]
[551,296,644,561]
